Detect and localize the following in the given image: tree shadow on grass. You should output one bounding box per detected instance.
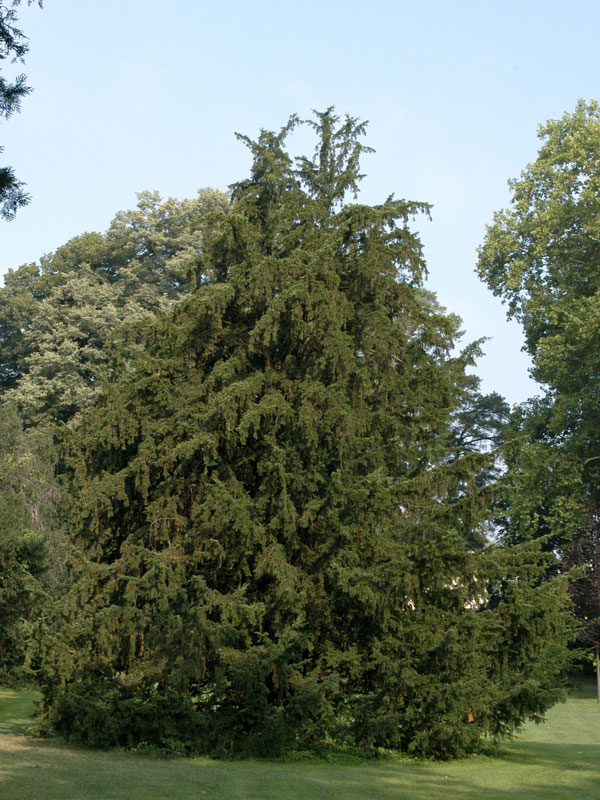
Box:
[0,738,599,800]
[504,740,600,772]
[294,743,600,800]
[0,690,40,736]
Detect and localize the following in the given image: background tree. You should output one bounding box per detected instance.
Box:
[0,188,229,425]
[0,404,61,682]
[0,0,42,220]
[448,377,509,464]
[560,510,600,701]
[445,375,511,544]
[478,99,600,673]
[33,111,574,759]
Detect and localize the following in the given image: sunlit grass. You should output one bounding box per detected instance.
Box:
[0,681,598,799]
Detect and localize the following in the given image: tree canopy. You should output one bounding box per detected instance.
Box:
[0,188,229,425]
[31,110,574,758]
[478,99,600,681]
[478,100,600,548]
[0,404,57,682]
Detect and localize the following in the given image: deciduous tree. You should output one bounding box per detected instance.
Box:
[0,189,229,424]
[478,99,600,668]
[0,405,59,681]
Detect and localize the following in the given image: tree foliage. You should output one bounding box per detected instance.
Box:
[447,376,510,490]
[0,404,58,682]
[33,111,574,758]
[0,190,228,683]
[0,0,42,220]
[478,99,600,664]
[0,189,229,425]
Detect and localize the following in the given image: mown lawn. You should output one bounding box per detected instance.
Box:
[0,683,598,800]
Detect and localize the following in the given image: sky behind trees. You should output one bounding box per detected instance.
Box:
[3,0,600,404]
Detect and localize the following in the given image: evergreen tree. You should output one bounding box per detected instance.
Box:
[34,111,574,758]
[448,377,510,464]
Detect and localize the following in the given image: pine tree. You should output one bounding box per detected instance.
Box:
[34,110,574,758]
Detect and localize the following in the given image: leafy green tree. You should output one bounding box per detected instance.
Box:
[0,404,61,681]
[0,189,229,424]
[34,111,574,758]
[0,0,42,220]
[497,398,586,553]
[107,188,230,300]
[477,99,600,543]
[477,99,600,670]
[560,511,600,701]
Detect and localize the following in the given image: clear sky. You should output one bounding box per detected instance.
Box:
[2,0,599,405]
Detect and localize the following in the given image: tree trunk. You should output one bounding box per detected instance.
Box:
[596,645,600,704]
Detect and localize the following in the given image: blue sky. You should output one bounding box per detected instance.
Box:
[3,0,600,404]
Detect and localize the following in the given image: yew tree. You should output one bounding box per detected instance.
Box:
[34,111,574,757]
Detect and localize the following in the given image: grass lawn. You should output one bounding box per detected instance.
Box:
[0,683,599,800]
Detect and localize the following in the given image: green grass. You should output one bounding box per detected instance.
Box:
[0,683,599,799]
